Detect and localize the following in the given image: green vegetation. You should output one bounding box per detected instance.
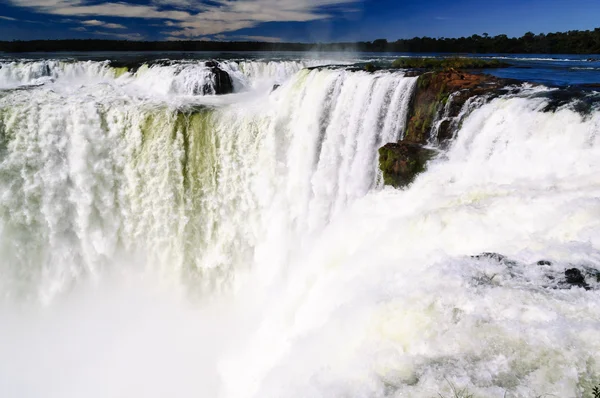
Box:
[392,57,509,70]
[378,142,435,188]
[364,63,377,73]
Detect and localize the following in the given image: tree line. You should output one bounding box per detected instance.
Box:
[1,28,599,54]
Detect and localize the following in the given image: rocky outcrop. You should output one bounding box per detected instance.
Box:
[204,61,233,95]
[403,70,511,145]
[378,142,436,188]
[378,70,512,188]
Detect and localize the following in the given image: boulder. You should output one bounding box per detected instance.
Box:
[562,268,590,290]
[378,142,436,188]
[204,61,233,95]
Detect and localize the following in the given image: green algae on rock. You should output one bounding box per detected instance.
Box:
[378,142,436,188]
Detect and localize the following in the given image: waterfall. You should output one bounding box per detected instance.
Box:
[0,59,599,398]
[0,64,416,301]
[0,59,334,93]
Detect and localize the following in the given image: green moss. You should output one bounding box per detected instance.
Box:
[379,143,435,188]
[364,63,377,73]
[392,57,509,70]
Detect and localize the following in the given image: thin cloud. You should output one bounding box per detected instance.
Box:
[71,26,87,31]
[82,19,126,29]
[7,0,362,37]
[216,34,283,43]
[0,15,18,20]
[93,30,144,41]
[237,35,283,43]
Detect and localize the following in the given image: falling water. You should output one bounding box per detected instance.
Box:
[0,59,599,398]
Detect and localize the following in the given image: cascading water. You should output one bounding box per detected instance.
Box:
[0,59,331,93]
[0,63,416,300]
[0,58,599,398]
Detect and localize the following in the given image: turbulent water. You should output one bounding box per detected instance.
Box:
[0,58,599,398]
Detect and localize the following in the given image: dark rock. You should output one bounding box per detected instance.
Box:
[271,84,280,92]
[537,88,600,115]
[537,260,552,266]
[205,61,233,95]
[563,268,590,290]
[378,142,436,188]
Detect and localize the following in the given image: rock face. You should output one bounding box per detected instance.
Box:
[204,61,234,95]
[378,142,436,188]
[403,70,510,145]
[378,70,511,188]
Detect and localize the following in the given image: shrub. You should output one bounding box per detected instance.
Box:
[392,57,509,70]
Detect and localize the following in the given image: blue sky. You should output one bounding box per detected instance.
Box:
[1,0,599,42]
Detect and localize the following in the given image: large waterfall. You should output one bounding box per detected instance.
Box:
[0,59,599,398]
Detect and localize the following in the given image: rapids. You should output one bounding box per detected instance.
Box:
[0,58,599,398]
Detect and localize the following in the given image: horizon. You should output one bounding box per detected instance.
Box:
[1,0,600,43]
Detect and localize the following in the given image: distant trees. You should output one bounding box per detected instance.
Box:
[381,28,600,54]
[1,28,599,54]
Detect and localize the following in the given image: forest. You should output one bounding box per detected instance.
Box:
[1,28,599,54]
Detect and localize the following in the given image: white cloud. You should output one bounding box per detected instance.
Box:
[71,26,87,31]
[6,0,362,37]
[82,19,126,29]
[0,15,18,21]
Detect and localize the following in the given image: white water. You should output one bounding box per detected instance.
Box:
[0,60,599,398]
[0,59,332,94]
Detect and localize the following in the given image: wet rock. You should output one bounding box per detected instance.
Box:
[562,268,590,290]
[378,142,436,188]
[204,61,233,95]
[536,88,600,115]
[364,63,377,73]
[403,71,514,146]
